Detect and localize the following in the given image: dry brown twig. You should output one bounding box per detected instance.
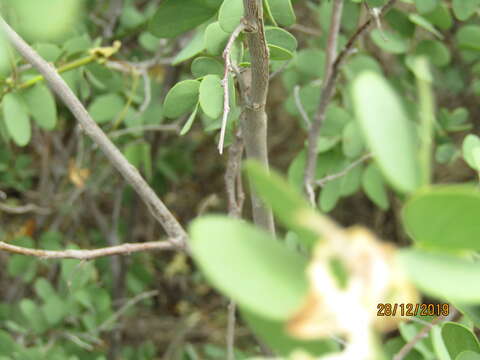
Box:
[0,240,177,260]
[303,0,397,205]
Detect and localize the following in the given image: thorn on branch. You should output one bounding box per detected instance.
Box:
[218,23,245,154]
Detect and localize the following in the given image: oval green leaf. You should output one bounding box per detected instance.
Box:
[149,0,221,38]
[218,0,244,33]
[204,22,230,55]
[457,351,480,360]
[88,93,124,124]
[189,216,308,320]
[266,0,296,26]
[403,186,480,251]
[399,249,480,303]
[23,84,57,130]
[163,80,200,118]
[191,57,224,78]
[362,163,389,210]
[199,74,223,119]
[442,322,480,359]
[2,93,31,147]
[172,30,206,65]
[351,71,420,193]
[452,0,480,21]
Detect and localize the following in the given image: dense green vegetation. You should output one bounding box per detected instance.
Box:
[1,0,480,359]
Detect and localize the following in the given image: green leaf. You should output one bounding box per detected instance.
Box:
[245,160,320,247]
[403,186,480,251]
[342,121,364,158]
[180,103,199,135]
[34,278,56,302]
[163,80,200,118]
[42,295,66,326]
[351,71,420,193]
[319,177,341,212]
[457,351,480,360]
[268,45,293,61]
[88,93,124,124]
[362,163,389,210]
[432,325,451,360]
[34,43,61,62]
[266,0,296,26]
[241,309,339,356]
[415,40,451,67]
[409,14,443,39]
[218,0,244,33]
[296,49,325,78]
[414,0,438,14]
[189,216,308,320]
[456,304,480,329]
[199,74,223,119]
[265,27,297,61]
[172,30,206,65]
[370,29,409,54]
[265,27,297,53]
[2,93,31,146]
[399,249,480,303]
[0,331,17,355]
[204,22,230,55]
[452,0,480,21]
[149,0,222,38]
[456,25,480,52]
[442,322,480,359]
[191,57,224,78]
[20,299,47,333]
[424,4,453,31]
[23,84,57,130]
[463,135,480,171]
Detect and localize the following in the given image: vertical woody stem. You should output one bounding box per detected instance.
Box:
[241,0,275,235]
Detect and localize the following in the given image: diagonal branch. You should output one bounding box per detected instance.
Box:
[0,17,188,249]
[0,240,176,260]
[304,0,344,205]
[303,0,397,205]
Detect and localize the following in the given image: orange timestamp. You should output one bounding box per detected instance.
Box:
[377,303,449,317]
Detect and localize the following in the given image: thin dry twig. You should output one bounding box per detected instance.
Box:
[0,17,188,249]
[303,0,397,205]
[293,85,311,127]
[316,153,371,187]
[227,300,236,360]
[219,23,245,155]
[97,290,159,332]
[108,124,180,139]
[304,0,344,205]
[0,240,176,260]
[224,126,244,360]
[0,202,51,215]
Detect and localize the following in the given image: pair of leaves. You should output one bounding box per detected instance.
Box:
[163,76,224,131]
[2,85,57,146]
